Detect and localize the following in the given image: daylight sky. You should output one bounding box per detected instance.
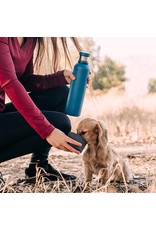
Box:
[93,38,156,58]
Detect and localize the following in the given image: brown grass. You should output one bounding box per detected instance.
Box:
[1,92,156,193]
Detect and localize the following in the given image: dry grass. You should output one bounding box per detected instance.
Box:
[1,92,156,193]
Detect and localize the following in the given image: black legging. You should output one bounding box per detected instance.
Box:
[0,86,71,163]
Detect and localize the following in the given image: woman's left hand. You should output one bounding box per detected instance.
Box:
[63,70,75,84]
[63,69,91,86]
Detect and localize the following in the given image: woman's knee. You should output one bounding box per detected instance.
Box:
[43,111,71,134]
[60,114,71,134]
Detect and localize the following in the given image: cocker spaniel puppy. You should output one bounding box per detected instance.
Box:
[77,118,133,185]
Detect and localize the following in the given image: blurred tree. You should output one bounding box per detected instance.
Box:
[148,78,156,93]
[92,56,127,92]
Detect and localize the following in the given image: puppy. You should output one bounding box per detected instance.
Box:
[77,118,133,185]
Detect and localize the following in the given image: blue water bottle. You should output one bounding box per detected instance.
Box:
[65,51,90,116]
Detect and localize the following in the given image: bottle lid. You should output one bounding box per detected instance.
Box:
[80,51,90,57]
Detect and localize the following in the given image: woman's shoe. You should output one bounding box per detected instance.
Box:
[25,163,76,182]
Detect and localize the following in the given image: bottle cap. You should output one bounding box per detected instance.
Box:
[80,51,90,57]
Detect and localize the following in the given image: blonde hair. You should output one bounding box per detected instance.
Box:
[34,37,82,74]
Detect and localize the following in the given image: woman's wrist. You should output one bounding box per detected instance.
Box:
[46,127,55,140]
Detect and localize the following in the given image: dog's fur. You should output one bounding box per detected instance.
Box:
[77,118,133,185]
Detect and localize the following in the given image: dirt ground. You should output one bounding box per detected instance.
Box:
[1,143,156,193]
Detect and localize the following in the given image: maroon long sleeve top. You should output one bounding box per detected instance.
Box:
[0,37,68,139]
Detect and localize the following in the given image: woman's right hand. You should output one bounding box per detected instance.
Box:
[46,128,82,154]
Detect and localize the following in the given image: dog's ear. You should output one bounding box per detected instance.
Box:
[94,123,103,136]
[95,122,108,146]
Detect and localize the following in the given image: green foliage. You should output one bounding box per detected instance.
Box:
[148,78,156,93]
[92,56,127,91]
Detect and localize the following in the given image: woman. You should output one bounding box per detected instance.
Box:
[0,37,86,183]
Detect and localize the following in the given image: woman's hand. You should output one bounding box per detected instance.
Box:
[63,69,91,86]
[63,70,75,84]
[46,128,82,154]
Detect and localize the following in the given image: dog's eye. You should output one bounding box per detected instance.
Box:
[80,131,87,135]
